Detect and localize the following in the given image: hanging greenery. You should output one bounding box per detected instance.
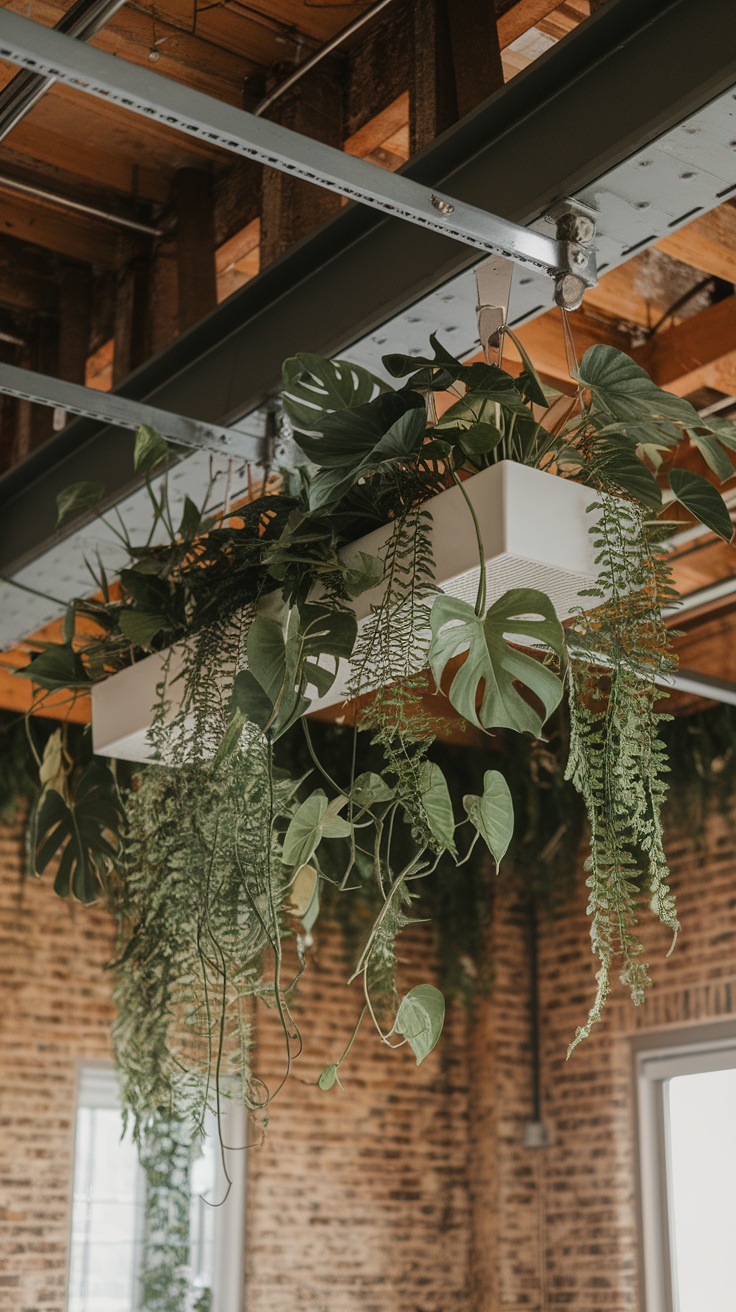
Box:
[13,332,736,1141]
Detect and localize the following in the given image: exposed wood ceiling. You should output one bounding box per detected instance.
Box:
[0,0,735,721]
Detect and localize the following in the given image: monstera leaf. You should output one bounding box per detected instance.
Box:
[306,402,427,511]
[34,760,122,903]
[15,642,90,692]
[281,354,387,435]
[429,588,565,736]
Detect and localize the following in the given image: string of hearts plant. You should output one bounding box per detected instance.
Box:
[18,333,736,1138]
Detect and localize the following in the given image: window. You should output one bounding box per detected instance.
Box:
[67,1064,246,1312]
[636,1024,736,1312]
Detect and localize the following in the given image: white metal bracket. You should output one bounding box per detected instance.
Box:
[0,10,598,306]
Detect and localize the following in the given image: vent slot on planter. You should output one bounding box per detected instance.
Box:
[92,462,600,763]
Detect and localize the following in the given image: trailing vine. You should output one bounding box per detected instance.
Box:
[12,332,736,1147]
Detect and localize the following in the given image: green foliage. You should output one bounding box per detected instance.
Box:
[394,984,445,1064]
[565,493,680,1050]
[428,589,565,736]
[33,759,123,903]
[56,480,105,529]
[463,769,514,869]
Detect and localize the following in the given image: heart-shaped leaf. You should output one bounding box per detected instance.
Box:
[350,772,395,808]
[343,551,384,598]
[463,770,514,869]
[133,424,169,474]
[418,762,456,855]
[288,863,320,930]
[56,481,105,530]
[429,589,565,736]
[15,642,90,691]
[395,984,445,1064]
[668,468,733,542]
[578,345,700,427]
[282,791,351,869]
[318,1063,340,1091]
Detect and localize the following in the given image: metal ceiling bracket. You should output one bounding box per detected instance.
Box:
[548,199,598,310]
[0,363,257,458]
[0,10,597,291]
[475,256,514,364]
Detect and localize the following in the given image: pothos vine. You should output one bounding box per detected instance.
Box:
[15,333,736,1143]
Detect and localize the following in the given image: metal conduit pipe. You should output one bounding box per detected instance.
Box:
[253,0,395,117]
[0,172,162,237]
[0,0,128,141]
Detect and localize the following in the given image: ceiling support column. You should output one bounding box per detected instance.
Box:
[172,167,218,334]
[58,265,92,385]
[259,70,345,268]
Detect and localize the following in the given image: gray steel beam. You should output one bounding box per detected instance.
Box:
[0,9,587,281]
[0,0,127,142]
[0,363,256,457]
[1,0,735,577]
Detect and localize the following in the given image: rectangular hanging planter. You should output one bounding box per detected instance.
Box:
[92,462,600,763]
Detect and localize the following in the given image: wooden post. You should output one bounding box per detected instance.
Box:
[410,0,504,153]
[259,69,344,268]
[112,253,152,386]
[57,264,92,384]
[172,167,218,333]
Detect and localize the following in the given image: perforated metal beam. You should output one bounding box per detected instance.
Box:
[1,0,735,589]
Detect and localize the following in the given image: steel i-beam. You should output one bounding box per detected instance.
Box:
[0,9,597,304]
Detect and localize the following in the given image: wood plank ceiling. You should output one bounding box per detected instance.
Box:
[0,0,735,720]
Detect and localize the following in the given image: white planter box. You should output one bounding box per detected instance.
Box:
[92,462,600,762]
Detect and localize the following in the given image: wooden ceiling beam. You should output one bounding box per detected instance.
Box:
[657,201,736,284]
[632,293,736,395]
[507,306,632,384]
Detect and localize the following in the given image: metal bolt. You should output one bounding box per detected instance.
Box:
[555,273,586,311]
[430,194,455,216]
[573,249,589,267]
[574,215,596,243]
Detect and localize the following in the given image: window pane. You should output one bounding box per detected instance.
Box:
[67,1106,143,1312]
[666,1066,736,1312]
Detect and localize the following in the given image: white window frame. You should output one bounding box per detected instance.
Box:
[634,1021,736,1312]
[67,1062,247,1312]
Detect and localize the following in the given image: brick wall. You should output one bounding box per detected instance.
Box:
[0,811,116,1312]
[2,795,736,1312]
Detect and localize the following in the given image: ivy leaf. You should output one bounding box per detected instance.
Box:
[281,354,387,435]
[15,642,89,691]
[134,424,169,474]
[318,1063,340,1091]
[351,772,395,808]
[428,589,565,736]
[578,345,700,427]
[463,770,514,869]
[418,762,456,855]
[343,550,384,598]
[34,760,123,904]
[178,495,202,539]
[282,790,351,869]
[395,985,445,1065]
[56,481,105,530]
[288,863,320,931]
[668,468,733,542]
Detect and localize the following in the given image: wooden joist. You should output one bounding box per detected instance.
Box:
[633,294,736,395]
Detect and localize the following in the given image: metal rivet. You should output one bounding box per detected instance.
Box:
[430,194,455,216]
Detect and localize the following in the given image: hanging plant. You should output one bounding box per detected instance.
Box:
[17,331,736,1139]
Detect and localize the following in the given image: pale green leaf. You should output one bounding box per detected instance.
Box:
[395,984,445,1065]
[351,772,395,808]
[463,770,514,868]
[318,1063,339,1090]
[418,762,456,855]
[133,424,169,474]
[56,481,105,530]
[282,791,350,868]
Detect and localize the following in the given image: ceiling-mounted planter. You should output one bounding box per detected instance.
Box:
[92,462,599,763]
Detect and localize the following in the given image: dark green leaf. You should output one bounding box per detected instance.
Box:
[15,642,89,691]
[418,762,456,855]
[395,984,445,1064]
[668,468,733,542]
[134,424,169,474]
[281,354,387,434]
[594,442,662,510]
[56,481,105,530]
[463,770,514,868]
[295,391,424,467]
[34,760,123,904]
[118,609,167,648]
[212,707,246,768]
[178,495,202,539]
[429,589,565,736]
[459,423,504,457]
[343,550,384,598]
[578,345,700,427]
[688,431,736,484]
